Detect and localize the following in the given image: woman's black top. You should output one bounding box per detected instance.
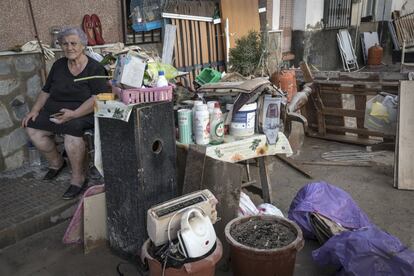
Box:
[27,56,109,137]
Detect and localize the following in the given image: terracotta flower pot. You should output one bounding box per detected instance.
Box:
[141,238,223,276]
[225,215,304,276]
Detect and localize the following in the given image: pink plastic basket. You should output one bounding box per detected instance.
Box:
[112,85,173,105]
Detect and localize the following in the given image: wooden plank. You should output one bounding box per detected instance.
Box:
[173,19,183,69]
[193,20,200,77]
[316,80,400,86]
[322,107,365,118]
[307,132,381,146]
[220,0,260,50]
[354,93,368,138]
[185,19,192,70]
[258,157,273,204]
[199,21,209,66]
[395,81,414,190]
[209,22,217,69]
[216,23,225,71]
[84,192,107,254]
[320,90,345,134]
[309,71,408,81]
[275,154,313,179]
[309,123,392,138]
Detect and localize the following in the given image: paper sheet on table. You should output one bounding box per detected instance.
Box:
[95,100,134,122]
[205,132,292,163]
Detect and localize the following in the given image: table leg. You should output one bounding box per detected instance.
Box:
[258,156,272,204]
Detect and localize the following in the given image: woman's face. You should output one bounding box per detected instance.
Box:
[60,34,85,60]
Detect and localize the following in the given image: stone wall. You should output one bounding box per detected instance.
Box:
[0,53,44,171]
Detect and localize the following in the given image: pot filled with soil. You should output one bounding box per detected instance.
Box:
[225,215,304,276]
[141,238,223,276]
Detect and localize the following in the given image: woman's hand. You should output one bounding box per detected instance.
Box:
[21,111,39,128]
[50,108,77,124]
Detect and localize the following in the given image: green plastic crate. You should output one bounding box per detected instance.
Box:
[195,68,221,85]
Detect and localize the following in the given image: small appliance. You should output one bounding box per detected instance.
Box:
[177,208,217,258]
[147,189,218,246]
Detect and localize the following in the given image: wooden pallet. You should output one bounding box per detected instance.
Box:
[300,71,407,145]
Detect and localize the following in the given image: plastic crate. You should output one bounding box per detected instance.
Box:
[112,85,173,105]
[195,68,221,85]
[132,20,162,32]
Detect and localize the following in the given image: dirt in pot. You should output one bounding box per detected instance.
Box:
[230,219,296,249]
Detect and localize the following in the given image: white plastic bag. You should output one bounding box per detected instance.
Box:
[257,203,284,217]
[238,192,259,216]
[364,93,398,135]
[85,46,103,62]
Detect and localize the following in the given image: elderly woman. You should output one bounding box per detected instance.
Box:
[22,27,109,199]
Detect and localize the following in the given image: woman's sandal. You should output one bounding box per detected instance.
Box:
[43,160,67,180]
[91,14,105,45]
[82,14,96,46]
[62,179,88,200]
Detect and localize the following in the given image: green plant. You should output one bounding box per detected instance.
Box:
[229,31,267,76]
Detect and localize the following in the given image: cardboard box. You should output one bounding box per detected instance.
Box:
[113,51,146,88]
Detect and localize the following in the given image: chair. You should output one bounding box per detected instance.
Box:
[337,29,359,72]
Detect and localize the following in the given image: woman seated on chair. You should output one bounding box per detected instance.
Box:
[22,27,109,200]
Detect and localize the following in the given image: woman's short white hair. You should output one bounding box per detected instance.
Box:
[57,27,88,46]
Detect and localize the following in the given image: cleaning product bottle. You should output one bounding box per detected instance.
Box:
[210,102,224,145]
[194,104,210,145]
[156,70,168,87]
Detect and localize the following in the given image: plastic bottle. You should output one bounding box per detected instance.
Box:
[194,104,210,145]
[27,141,41,166]
[207,101,218,115]
[156,70,168,87]
[210,103,224,145]
[192,100,203,140]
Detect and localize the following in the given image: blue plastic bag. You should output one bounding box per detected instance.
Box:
[288,181,372,239]
[312,226,414,276]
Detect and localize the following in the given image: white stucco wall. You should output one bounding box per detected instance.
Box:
[272,0,281,30]
[305,0,324,28]
[392,0,414,15]
[293,0,324,30]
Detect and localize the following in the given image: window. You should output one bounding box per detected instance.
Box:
[121,0,163,45]
[323,0,352,29]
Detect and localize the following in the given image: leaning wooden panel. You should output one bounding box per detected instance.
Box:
[395,81,414,190]
[220,0,260,49]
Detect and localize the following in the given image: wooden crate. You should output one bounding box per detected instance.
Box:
[301,71,407,145]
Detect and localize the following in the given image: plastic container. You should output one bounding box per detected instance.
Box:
[194,104,210,145]
[27,142,41,166]
[192,101,203,139]
[228,102,257,137]
[141,238,223,276]
[209,103,224,145]
[368,44,383,65]
[156,70,169,87]
[225,215,304,276]
[195,68,222,86]
[112,85,173,105]
[178,109,193,144]
[132,20,163,32]
[206,101,218,115]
